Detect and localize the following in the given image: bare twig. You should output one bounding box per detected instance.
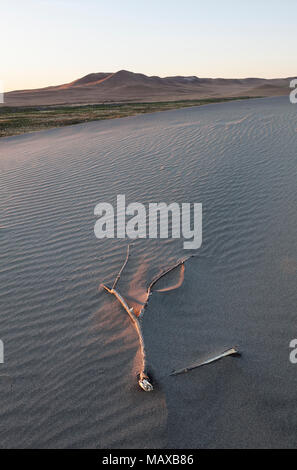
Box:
[140,254,193,314]
[102,284,152,391]
[112,244,130,290]
[170,347,241,376]
[102,245,153,391]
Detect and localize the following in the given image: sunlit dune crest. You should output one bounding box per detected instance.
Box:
[3,70,294,106]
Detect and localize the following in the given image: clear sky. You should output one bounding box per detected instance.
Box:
[2,0,297,91]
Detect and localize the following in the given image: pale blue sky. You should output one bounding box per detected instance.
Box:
[2,0,297,91]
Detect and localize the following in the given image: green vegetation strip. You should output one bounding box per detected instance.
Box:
[0,97,258,138]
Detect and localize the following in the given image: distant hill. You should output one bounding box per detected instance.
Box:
[3,70,294,106]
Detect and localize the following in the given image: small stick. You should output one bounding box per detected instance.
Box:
[102,284,137,324]
[112,244,130,290]
[170,347,240,376]
[102,284,152,391]
[141,254,193,313]
[102,245,153,392]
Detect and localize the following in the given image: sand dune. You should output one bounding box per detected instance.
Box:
[3,70,294,106]
[0,97,296,448]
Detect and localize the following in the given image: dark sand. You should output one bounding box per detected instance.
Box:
[0,96,296,448]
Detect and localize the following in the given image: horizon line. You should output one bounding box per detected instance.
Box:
[4,69,297,94]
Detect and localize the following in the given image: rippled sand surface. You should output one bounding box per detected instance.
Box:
[0,97,296,448]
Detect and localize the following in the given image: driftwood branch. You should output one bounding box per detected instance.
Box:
[102,245,153,391]
[112,244,130,290]
[102,248,241,391]
[140,254,193,314]
[170,347,241,376]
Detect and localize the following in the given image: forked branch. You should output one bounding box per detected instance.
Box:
[102,247,241,392]
[102,245,153,392]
